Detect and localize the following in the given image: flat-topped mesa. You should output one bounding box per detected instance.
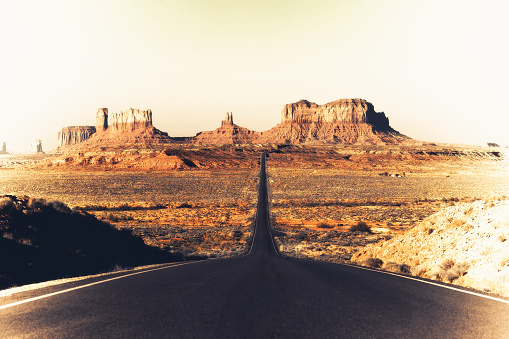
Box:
[221,112,234,126]
[281,98,390,130]
[57,126,96,148]
[109,108,153,133]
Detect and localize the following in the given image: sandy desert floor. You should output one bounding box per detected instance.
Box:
[266,145,509,297]
[0,166,258,258]
[2,144,509,296]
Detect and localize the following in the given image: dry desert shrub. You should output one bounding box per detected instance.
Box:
[410,265,428,278]
[440,259,455,271]
[430,260,468,283]
[382,262,411,274]
[349,221,372,233]
[317,222,334,229]
[363,257,383,268]
[0,197,14,211]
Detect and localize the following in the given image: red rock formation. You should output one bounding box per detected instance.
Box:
[195,113,260,145]
[222,112,234,126]
[258,99,408,144]
[55,98,410,150]
[109,108,153,133]
[57,126,96,148]
[57,108,172,150]
[280,99,389,127]
[96,108,108,133]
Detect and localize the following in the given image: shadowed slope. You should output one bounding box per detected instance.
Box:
[0,196,186,289]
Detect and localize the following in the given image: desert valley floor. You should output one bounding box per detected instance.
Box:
[1,144,509,296]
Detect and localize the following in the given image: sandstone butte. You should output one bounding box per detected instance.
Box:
[56,98,410,150]
[57,108,172,149]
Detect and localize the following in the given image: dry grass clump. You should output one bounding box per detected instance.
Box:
[429,260,469,283]
[349,221,372,233]
[317,222,334,229]
[352,199,509,297]
[382,262,411,274]
[363,258,383,268]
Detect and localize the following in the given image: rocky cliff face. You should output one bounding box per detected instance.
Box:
[57,126,97,148]
[96,108,108,133]
[281,99,390,129]
[56,107,172,150]
[109,108,153,133]
[258,98,406,144]
[0,142,6,154]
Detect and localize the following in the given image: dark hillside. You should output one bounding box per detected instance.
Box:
[0,195,190,290]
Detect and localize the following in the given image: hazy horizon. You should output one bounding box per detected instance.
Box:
[1,0,508,153]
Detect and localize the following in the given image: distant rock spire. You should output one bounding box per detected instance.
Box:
[96,108,108,132]
[30,139,44,153]
[221,112,234,126]
[0,141,7,154]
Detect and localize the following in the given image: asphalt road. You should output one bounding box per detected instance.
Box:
[1,152,508,338]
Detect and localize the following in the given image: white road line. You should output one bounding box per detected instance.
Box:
[344,263,509,305]
[0,261,205,310]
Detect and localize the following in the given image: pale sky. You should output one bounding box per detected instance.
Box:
[1,0,508,152]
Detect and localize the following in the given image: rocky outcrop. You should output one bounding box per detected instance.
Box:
[57,126,96,148]
[96,108,108,133]
[109,108,153,133]
[195,113,260,145]
[258,98,408,144]
[281,99,390,130]
[0,142,7,154]
[57,108,172,150]
[222,112,234,126]
[55,98,410,149]
[29,139,44,153]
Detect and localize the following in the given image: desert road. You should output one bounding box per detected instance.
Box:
[1,153,508,338]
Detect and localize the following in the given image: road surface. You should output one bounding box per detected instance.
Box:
[1,152,508,338]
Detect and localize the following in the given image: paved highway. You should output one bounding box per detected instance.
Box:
[1,153,508,338]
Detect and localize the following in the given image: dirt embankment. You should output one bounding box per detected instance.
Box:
[266,144,509,298]
[352,198,509,298]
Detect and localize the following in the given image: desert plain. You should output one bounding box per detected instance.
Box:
[1,142,509,297]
